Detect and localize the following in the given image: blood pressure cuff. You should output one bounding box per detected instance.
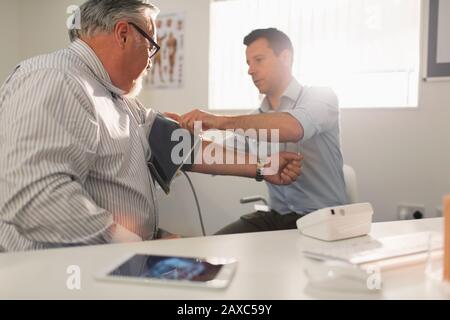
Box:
[147,113,200,194]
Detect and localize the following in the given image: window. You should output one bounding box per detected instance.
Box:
[209,0,421,110]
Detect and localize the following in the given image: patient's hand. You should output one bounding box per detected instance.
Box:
[160,234,181,240]
[264,152,303,185]
[156,228,181,240]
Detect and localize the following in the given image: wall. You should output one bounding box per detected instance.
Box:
[0,0,449,237]
[0,0,19,83]
[141,0,210,114]
[18,0,84,59]
[341,82,450,222]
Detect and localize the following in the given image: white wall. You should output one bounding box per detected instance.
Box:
[142,0,210,114]
[1,0,449,236]
[0,0,19,83]
[341,82,450,221]
[18,0,84,59]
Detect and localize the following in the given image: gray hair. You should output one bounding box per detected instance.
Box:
[69,0,159,42]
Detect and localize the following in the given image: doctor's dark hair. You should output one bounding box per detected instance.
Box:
[243,28,294,56]
[68,0,159,42]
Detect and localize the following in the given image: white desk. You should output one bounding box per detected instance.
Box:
[0,218,447,299]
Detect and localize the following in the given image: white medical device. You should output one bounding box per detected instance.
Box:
[296,203,374,241]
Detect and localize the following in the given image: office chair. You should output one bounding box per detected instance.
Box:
[343,164,358,204]
[240,164,359,208]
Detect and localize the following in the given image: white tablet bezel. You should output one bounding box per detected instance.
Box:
[96,253,238,289]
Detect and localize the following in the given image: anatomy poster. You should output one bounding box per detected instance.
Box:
[145,12,185,89]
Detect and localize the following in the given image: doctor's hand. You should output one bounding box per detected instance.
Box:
[263,152,303,185]
[163,112,181,123]
[179,109,221,132]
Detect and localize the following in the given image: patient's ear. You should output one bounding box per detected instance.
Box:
[114,21,130,49]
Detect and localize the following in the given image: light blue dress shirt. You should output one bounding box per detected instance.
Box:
[259,78,348,214]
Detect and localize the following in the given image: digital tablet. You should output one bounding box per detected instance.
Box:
[96,253,237,289]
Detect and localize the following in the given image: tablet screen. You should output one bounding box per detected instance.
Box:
[108,254,224,282]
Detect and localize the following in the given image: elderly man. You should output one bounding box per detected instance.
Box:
[0,1,302,252]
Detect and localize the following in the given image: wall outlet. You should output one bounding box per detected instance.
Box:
[436,206,443,217]
[397,203,425,220]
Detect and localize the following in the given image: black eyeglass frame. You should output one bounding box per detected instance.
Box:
[128,22,160,59]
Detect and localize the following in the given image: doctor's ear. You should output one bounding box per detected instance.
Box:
[280,50,293,67]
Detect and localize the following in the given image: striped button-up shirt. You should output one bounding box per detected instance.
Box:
[0,40,159,252]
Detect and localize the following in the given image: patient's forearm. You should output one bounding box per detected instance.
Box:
[191,162,257,178]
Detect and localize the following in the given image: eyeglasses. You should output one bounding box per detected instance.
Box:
[128,22,160,59]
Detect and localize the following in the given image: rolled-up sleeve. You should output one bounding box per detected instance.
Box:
[287,88,339,141]
[0,70,117,247]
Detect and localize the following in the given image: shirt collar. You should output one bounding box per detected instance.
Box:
[259,78,303,113]
[69,39,126,96]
